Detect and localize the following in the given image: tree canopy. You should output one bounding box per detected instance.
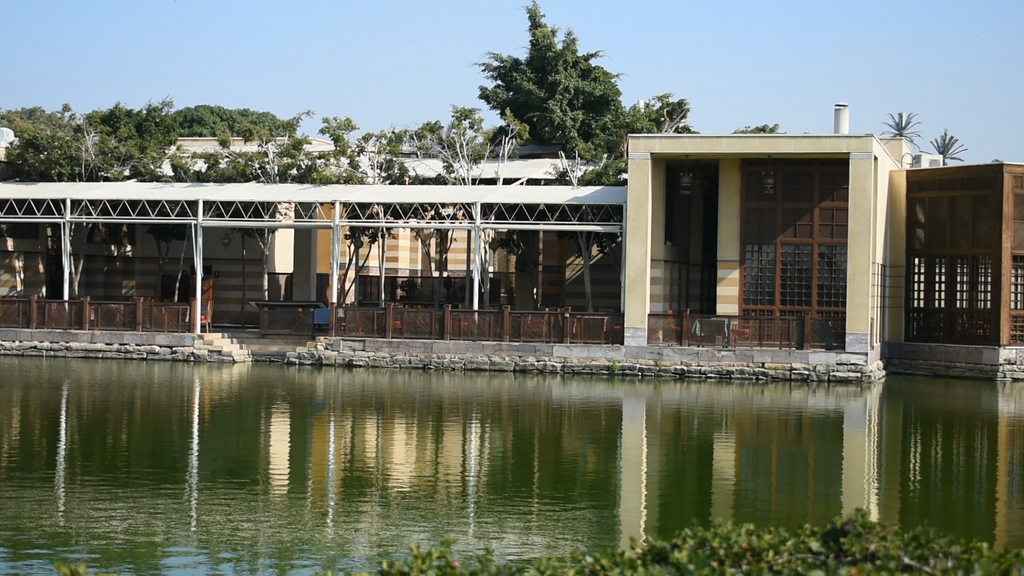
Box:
[172,104,295,138]
[733,124,782,134]
[477,2,623,156]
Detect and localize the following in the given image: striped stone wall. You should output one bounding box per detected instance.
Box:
[716,261,740,315]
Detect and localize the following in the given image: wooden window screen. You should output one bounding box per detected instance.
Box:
[743,244,776,307]
[1012,256,1024,310]
[911,256,926,308]
[740,161,849,315]
[817,245,847,309]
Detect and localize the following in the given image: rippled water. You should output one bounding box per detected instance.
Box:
[0,359,1022,575]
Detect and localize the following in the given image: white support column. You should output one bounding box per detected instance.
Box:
[330,202,341,305]
[193,200,204,334]
[62,198,71,300]
[472,202,482,310]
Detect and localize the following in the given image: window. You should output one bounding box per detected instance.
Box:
[932,257,947,309]
[975,255,992,310]
[743,244,775,307]
[780,245,812,307]
[954,256,970,309]
[1012,256,1024,310]
[911,257,926,308]
[740,161,849,315]
[818,246,847,309]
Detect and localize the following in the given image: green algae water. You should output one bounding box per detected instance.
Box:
[0,358,1022,575]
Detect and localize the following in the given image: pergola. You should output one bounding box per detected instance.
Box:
[0,183,627,332]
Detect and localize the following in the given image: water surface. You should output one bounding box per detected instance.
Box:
[0,359,1022,575]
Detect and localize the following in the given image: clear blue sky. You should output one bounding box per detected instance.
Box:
[3,0,1021,163]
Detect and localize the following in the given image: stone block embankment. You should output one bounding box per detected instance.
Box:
[0,329,245,363]
[885,342,1024,381]
[283,338,885,382]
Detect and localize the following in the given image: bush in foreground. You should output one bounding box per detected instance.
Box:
[56,512,1024,576]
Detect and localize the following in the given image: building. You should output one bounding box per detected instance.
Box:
[2,103,1024,377]
[621,104,908,362]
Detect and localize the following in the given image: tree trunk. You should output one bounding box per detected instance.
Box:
[578,232,594,313]
[340,239,356,304]
[482,243,493,309]
[154,237,169,299]
[513,231,539,311]
[68,224,87,298]
[172,231,191,303]
[464,229,472,309]
[377,229,387,308]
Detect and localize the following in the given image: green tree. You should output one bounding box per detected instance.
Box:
[930,129,967,165]
[733,123,782,134]
[172,105,293,138]
[477,1,623,156]
[881,112,922,146]
[2,101,179,296]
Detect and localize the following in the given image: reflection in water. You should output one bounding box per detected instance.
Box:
[55,380,68,524]
[187,379,200,532]
[0,359,1024,575]
[268,401,290,498]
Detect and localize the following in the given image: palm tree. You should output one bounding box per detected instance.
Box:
[930,129,968,165]
[881,112,922,147]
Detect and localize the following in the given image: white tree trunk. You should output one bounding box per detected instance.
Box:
[377,229,387,308]
[578,232,594,313]
[172,232,191,303]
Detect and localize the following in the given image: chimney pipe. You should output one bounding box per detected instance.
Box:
[834,102,850,134]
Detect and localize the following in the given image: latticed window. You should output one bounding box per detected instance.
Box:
[740,160,849,315]
[954,257,971,309]
[743,244,776,307]
[1012,256,1024,310]
[932,257,947,309]
[975,255,992,309]
[780,245,812,307]
[911,257,926,308]
[905,169,1000,345]
[818,246,847,309]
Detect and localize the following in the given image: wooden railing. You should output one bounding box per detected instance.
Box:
[332,304,624,345]
[0,296,193,333]
[647,312,845,350]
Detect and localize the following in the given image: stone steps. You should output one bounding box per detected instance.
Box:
[196,333,252,361]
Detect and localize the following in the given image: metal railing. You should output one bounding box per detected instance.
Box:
[647,312,845,350]
[0,296,193,333]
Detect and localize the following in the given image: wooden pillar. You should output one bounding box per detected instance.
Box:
[29,295,38,329]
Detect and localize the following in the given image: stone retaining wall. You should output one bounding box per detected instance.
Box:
[0,329,243,363]
[284,338,886,382]
[886,342,1024,381]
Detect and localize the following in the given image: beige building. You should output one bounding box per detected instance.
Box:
[622,106,910,356]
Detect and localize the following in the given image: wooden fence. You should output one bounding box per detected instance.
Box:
[647,311,845,350]
[0,296,192,333]
[333,304,624,345]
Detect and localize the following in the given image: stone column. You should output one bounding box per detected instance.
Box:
[624,153,653,345]
[292,228,318,301]
[716,159,742,315]
[846,153,876,352]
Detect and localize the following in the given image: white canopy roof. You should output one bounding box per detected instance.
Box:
[0,182,626,205]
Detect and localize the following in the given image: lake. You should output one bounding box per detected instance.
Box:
[0,359,1022,575]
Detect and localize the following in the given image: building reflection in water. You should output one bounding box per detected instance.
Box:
[3,360,1024,574]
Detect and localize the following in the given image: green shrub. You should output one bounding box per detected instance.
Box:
[54,512,1024,576]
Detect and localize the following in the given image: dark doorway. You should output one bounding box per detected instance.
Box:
[666,160,719,314]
